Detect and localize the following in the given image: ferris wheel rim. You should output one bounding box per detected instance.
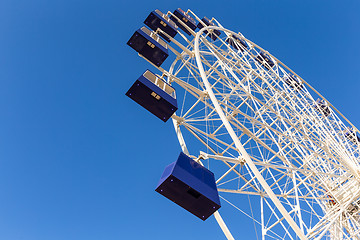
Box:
[192,25,308,240]
[165,22,359,240]
[125,8,360,239]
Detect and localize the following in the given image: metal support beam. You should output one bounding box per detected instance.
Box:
[194,26,307,240]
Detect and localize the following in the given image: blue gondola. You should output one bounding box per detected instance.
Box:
[126,70,177,122]
[127,27,169,67]
[197,17,221,41]
[144,9,178,42]
[314,98,331,117]
[284,74,303,91]
[156,152,221,220]
[226,34,248,51]
[170,8,197,36]
[255,51,275,70]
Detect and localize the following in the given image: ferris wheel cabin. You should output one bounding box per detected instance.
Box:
[226,34,248,51]
[344,127,360,144]
[284,74,303,91]
[144,9,178,42]
[126,70,177,122]
[170,8,197,36]
[197,17,221,41]
[155,152,221,220]
[255,51,275,70]
[127,27,169,67]
[314,98,331,117]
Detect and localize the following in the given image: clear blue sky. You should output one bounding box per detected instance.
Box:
[0,0,359,239]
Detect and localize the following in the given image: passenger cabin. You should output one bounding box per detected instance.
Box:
[255,52,275,70]
[197,16,221,41]
[226,35,248,51]
[144,9,178,42]
[344,127,360,144]
[347,199,360,215]
[284,74,303,91]
[348,203,359,215]
[156,152,221,220]
[127,27,169,67]
[126,70,177,122]
[314,98,331,117]
[170,8,197,36]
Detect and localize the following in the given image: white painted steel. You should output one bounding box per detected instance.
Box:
[144,9,360,240]
[214,211,235,240]
[194,26,307,240]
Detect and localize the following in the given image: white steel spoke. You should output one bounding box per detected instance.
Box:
[133,9,360,240]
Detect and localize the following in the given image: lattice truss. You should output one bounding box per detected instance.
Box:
[146,10,360,240]
[131,7,360,239]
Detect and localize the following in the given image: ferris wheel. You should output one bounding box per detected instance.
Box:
[126,8,360,240]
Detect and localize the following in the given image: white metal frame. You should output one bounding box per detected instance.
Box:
[139,9,360,240]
